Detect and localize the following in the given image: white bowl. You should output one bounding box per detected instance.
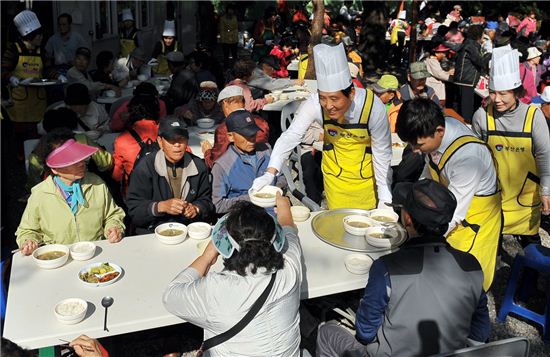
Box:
[343,215,378,236]
[291,206,311,222]
[137,74,148,81]
[70,242,96,261]
[32,244,70,269]
[365,226,400,249]
[344,254,373,275]
[196,118,215,129]
[54,298,88,324]
[249,186,283,208]
[155,222,188,245]
[369,209,399,224]
[188,222,212,240]
[104,90,116,98]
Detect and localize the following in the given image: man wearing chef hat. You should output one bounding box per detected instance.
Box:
[119,8,140,58]
[472,45,550,248]
[151,20,180,75]
[252,43,392,210]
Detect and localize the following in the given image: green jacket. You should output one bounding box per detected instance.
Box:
[16,173,125,247]
[26,133,114,192]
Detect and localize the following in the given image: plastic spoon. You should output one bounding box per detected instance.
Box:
[101,296,114,332]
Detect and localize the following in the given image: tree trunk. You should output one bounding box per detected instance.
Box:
[304,0,324,79]
[358,1,389,72]
[409,0,419,64]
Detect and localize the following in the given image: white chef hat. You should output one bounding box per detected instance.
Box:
[122,8,134,22]
[163,20,176,37]
[314,43,352,92]
[398,11,407,20]
[14,10,42,37]
[489,45,522,91]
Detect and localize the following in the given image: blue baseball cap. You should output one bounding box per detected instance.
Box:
[486,21,498,30]
[531,87,550,104]
[211,214,285,258]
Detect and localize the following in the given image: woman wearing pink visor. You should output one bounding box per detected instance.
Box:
[16,137,125,255]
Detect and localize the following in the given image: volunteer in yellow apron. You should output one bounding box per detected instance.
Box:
[472,46,550,249]
[153,20,179,76]
[428,135,501,291]
[120,8,139,59]
[252,43,393,210]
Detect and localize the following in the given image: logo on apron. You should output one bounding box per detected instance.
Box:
[495,144,503,151]
[328,129,338,137]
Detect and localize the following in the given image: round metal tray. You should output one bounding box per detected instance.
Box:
[311,208,407,253]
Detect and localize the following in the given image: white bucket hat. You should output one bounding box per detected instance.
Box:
[489,45,522,91]
[314,43,352,92]
[527,47,542,60]
[398,11,407,20]
[14,10,41,37]
[122,8,134,22]
[163,20,176,37]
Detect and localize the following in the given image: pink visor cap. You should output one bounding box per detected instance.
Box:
[46,139,98,168]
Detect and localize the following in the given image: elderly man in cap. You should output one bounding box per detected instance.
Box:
[67,47,121,98]
[254,43,393,210]
[119,8,140,59]
[316,179,490,357]
[396,98,501,291]
[112,47,151,83]
[248,55,304,94]
[399,62,439,104]
[201,85,270,168]
[211,110,284,214]
[126,117,215,234]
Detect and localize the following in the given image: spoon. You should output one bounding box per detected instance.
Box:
[101,296,114,332]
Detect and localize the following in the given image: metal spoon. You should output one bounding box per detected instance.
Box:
[101,296,114,332]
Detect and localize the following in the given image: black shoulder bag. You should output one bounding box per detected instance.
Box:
[196,272,277,356]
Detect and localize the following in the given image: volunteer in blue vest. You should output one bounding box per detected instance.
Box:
[2,10,66,157]
[396,98,501,291]
[151,20,179,76]
[252,43,393,209]
[472,45,550,248]
[119,8,140,59]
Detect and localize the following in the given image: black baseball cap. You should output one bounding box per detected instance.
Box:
[159,117,189,140]
[259,55,281,70]
[387,179,457,227]
[226,110,262,137]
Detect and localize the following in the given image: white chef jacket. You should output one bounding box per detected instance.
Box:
[268,87,393,203]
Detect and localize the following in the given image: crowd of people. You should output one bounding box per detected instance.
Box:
[2,2,550,357]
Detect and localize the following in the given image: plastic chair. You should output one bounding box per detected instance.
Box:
[24,138,40,174]
[432,337,529,357]
[497,244,550,341]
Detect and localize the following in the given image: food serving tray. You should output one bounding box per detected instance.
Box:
[26,80,59,86]
[311,208,407,253]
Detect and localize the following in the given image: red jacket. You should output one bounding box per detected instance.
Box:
[203,114,270,168]
[110,100,167,132]
[270,45,292,78]
[112,119,159,193]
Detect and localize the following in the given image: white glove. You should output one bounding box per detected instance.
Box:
[20,77,34,85]
[58,74,67,83]
[251,172,275,191]
[147,58,159,67]
[9,76,20,86]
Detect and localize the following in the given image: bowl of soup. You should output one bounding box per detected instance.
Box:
[54,298,88,324]
[369,209,399,224]
[155,222,188,245]
[196,118,216,129]
[32,244,70,269]
[343,215,377,236]
[365,227,400,248]
[249,186,283,208]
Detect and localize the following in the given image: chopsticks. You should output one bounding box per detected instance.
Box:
[11,242,45,254]
[59,339,96,352]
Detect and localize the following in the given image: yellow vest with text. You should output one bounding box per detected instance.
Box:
[428,135,502,291]
[321,89,377,209]
[297,53,308,80]
[120,30,138,59]
[7,43,47,123]
[486,104,540,235]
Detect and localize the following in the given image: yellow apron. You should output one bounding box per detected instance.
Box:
[298,53,308,80]
[7,43,47,123]
[321,89,376,209]
[428,135,502,291]
[486,104,541,235]
[120,30,137,59]
[154,41,179,76]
